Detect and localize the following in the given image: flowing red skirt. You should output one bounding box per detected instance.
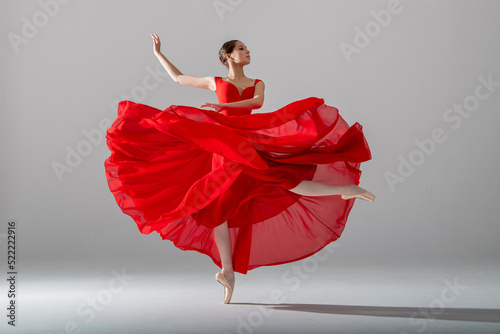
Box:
[104,97,371,274]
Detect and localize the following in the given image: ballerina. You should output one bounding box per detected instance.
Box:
[104,33,374,305]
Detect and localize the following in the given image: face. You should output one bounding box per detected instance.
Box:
[227,41,250,66]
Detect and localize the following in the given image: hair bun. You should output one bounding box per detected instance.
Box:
[218,40,238,68]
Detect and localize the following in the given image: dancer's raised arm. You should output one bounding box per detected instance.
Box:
[151,33,215,91]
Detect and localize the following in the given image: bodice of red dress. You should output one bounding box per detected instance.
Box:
[211,76,261,169]
[214,76,261,116]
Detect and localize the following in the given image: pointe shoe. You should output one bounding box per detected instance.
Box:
[340,184,375,202]
[215,272,233,304]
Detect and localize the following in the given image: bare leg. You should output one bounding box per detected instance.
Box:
[289,180,375,201]
[213,221,235,289]
[288,180,342,196]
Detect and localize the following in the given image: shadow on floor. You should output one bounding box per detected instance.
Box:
[230,303,500,323]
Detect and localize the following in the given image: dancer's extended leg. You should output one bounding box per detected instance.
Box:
[288,180,375,201]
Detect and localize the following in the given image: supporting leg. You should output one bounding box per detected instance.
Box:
[213,221,235,289]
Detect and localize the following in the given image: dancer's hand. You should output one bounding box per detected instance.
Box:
[151,33,161,55]
[200,102,222,112]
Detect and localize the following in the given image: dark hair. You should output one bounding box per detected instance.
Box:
[218,40,239,68]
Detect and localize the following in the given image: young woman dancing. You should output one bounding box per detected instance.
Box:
[104,33,374,305]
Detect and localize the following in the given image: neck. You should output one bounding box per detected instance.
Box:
[227,64,246,80]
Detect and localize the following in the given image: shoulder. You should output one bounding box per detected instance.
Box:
[254,78,264,86]
[254,79,265,90]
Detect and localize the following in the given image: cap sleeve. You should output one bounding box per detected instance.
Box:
[214,76,222,90]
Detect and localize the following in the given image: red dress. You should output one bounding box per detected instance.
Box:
[104,76,372,274]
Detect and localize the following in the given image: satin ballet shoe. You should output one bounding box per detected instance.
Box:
[215,271,233,304]
[340,184,375,202]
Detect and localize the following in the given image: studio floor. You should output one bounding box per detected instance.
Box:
[2,251,500,334]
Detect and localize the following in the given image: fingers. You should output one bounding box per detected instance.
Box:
[151,33,160,43]
[200,103,216,110]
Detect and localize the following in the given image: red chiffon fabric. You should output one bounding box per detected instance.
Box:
[104,76,372,274]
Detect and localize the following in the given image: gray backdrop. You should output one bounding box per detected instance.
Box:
[1,0,500,332]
